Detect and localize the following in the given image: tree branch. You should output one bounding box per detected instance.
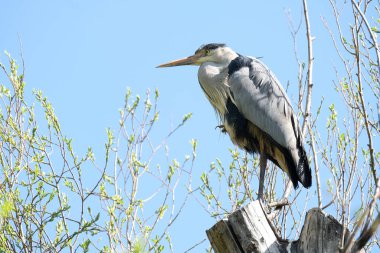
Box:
[301,0,314,136]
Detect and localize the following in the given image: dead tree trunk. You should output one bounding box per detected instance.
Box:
[206,201,363,253]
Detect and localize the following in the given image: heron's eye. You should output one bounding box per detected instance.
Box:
[205,49,210,56]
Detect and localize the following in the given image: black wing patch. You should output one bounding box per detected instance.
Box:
[228,56,266,88]
[228,56,252,76]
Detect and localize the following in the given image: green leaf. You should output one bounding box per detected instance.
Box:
[0,198,14,218]
[371,26,380,33]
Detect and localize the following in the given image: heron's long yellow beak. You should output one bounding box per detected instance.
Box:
[157,52,203,68]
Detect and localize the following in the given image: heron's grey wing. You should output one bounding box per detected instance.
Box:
[228,57,301,151]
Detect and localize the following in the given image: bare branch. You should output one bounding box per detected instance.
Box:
[301,0,314,136]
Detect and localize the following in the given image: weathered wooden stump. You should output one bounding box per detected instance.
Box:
[206,201,363,253]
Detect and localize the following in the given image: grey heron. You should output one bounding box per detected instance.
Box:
[158,43,311,199]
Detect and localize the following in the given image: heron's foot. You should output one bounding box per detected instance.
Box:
[258,199,288,243]
[268,197,289,210]
[258,198,276,221]
[215,124,227,133]
[266,198,289,221]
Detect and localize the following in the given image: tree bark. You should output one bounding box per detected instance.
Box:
[206,201,364,253]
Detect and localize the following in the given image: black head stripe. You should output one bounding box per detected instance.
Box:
[195,43,226,54]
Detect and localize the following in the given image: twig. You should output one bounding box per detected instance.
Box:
[183,239,207,253]
[301,0,314,136]
[351,0,380,71]
[308,123,322,208]
[351,0,378,184]
[343,178,380,252]
[353,213,380,251]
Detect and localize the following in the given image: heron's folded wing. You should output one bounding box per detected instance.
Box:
[228,57,301,150]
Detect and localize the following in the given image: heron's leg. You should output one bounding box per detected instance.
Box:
[257,154,287,241]
[258,154,267,200]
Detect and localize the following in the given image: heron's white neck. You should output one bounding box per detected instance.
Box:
[198,62,230,117]
[197,47,239,116]
[212,47,239,66]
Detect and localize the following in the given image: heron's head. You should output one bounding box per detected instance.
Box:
[157,43,238,68]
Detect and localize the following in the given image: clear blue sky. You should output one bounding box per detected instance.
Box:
[1,1,374,252]
[1,0,333,167]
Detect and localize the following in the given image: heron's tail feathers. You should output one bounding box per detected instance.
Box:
[296,146,312,188]
[280,141,311,189]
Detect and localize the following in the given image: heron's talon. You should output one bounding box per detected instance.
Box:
[268,198,289,209]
